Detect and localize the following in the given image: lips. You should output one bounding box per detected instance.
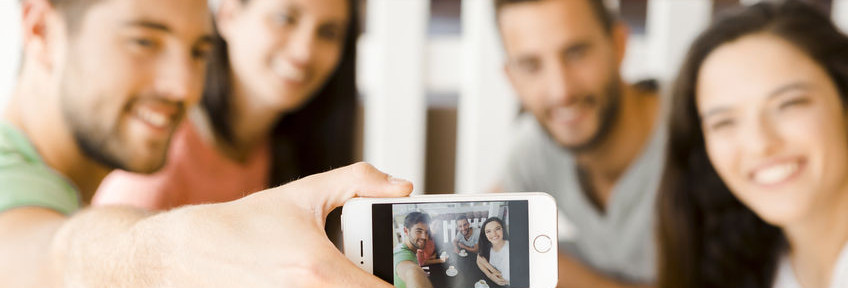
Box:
[551,107,582,123]
[749,159,803,186]
[129,100,183,132]
[272,57,307,85]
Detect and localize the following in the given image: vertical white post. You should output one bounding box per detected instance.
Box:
[364,0,430,194]
[835,0,848,33]
[645,0,712,84]
[455,0,519,194]
[0,1,22,117]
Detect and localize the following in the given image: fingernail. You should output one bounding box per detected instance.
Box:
[388,175,411,185]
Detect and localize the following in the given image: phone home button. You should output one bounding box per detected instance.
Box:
[534,235,552,253]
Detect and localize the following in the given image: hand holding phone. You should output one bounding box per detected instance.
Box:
[342,192,558,288]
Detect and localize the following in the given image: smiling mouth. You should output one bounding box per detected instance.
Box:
[272,58,307,84]
[129,100,183,133]
[750,160,803,186]
[133,107,173,130]
[551,106,585,124]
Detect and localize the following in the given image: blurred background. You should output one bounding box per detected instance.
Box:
[1,0,846,195]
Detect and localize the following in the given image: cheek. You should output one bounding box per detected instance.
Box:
[704,134,739,181]
[576,52,616,93]
[317,45,343,75]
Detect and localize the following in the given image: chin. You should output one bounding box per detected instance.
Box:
[749,204,807,227]
[124,155,168,174]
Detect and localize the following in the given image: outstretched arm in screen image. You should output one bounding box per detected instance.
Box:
[477,255,509,286]
[396,260,434,288]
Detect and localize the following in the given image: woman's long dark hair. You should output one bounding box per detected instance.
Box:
[478,217,509,261]
[658,1,848,288]
[203,0,359,187]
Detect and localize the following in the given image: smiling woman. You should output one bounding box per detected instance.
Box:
[658,1,848,288]
[93,0,359,210]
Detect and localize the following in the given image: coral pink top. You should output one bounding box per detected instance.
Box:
[93,121,270,210]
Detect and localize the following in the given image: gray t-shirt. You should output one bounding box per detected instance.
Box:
[455,227,480,248]
[502,109,667,284]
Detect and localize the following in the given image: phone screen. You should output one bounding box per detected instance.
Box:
[372,201,530,288]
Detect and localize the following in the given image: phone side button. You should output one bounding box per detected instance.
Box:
[533,235,552,253]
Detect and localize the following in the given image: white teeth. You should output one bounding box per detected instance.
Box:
[272,58,306,83]
[552,107,581,123]
[135,107,170,129]
[753,162,799,185]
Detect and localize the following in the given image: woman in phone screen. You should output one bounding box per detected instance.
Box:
[477,217,510,286]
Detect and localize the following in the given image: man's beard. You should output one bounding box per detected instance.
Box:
[560,78,622,153]
[61,94,132,172]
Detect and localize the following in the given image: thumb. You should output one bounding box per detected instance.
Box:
[284,162,413,222]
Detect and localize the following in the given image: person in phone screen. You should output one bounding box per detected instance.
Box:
[477,217,510,286]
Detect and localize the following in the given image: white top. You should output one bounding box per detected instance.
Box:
[489,241,510,281]
[773,242,848,288]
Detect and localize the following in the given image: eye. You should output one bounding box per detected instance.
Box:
[515,59,541,75]
[131,37,158,50]
[191,46,213,61]
[274,12,297,26]
[707,118,735,131]
[318,25,344,42]
[564,45,588,61]
[778,96,810,111]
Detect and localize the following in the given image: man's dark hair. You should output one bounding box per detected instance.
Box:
[456,215,468,223]
[494,0,616,34]
[404,212,431,229]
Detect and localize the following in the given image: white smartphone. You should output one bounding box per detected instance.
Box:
[341,192,558,288]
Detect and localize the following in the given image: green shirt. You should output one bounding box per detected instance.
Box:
[393,242,418,288]
[0,122,80,215]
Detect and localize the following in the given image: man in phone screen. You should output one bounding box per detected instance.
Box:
[394,212,434,288]
[495,0,665,287]
[452,216,480,255]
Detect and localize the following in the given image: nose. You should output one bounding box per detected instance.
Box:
[155,50,200,104]
[740,113,782,157]
[287,26,317,68]
[545,60,579,106]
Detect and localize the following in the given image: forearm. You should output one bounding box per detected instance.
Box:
[557,254,653,288]
[51,206,156,287]
[462,244,479,253]
[0,206,152,287]
[423,258,444,265]
[476,256,497,278]
[399,263,433,288]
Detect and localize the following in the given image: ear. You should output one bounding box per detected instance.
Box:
[503,62,519,91]
[611,22,629,67]
[20,0,58,72]
[215,0,243,41]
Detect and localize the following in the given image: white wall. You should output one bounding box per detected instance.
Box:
[0,1,22,117]
[835,0,848,33]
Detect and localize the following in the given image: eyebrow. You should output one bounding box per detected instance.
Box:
[124,20,215,47]
[700,81,812,120]
[123,20,171,32]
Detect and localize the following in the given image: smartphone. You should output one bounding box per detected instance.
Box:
[342,193,558,288]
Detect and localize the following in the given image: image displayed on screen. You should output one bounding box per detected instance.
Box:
[372,201,529,288]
